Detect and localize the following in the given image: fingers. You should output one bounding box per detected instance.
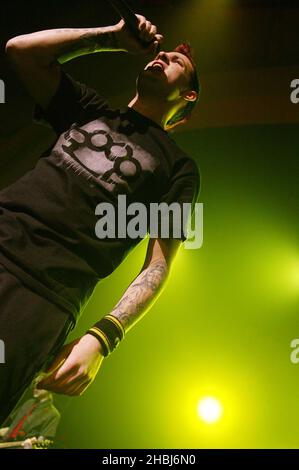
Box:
[63,378,90,396]
[37,335,103,396]
[42,375,89,396]
[136,14,163,49]
[40,363,90,396]
[37,340,80,390]
[139,20,153,42]
[40,363,77,388]
[42,378,89,396]
[39,340,79,379]
[39,355,79,388]
[153,34,164,53]
[155,34,164,43]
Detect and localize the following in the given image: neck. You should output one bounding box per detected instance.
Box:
[127,94,173,130]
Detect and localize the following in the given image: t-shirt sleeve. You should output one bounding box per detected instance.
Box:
[33,70,108,135]
[156,157,200,242]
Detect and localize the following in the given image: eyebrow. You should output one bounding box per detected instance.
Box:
[174,55,185,65]
[172,53,190,72]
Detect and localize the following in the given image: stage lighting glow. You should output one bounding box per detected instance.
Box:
[197,397,223,424]
[290,262,299,290]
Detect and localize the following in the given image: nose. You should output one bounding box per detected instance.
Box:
[156,51,170,65]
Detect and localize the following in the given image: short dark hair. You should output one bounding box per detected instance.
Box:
[165,42,200,131]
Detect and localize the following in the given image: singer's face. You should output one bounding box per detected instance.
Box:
[139,51,194,98]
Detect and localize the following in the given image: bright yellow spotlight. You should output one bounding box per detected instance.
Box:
[197,397,223,424]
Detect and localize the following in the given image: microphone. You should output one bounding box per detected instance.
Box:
[108,0,160,52]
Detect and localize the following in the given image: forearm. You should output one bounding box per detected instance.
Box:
[6,25,123,65]
[109,259,169,333]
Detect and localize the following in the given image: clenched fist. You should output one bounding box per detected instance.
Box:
[113,14,164,55]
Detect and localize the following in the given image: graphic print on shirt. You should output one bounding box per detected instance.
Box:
[53,119,160,195]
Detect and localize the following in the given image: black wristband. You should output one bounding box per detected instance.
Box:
[87,314,125,357]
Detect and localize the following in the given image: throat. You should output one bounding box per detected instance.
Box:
[127,96,168,130]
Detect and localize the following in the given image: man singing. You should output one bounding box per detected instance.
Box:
[1,13,200,424]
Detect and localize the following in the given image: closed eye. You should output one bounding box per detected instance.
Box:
[174,58,184,67]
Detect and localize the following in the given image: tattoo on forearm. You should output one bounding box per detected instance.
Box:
[80,30,118,52]
[56,28,119,63]
[54,28,93,34]
[110,260,168,332]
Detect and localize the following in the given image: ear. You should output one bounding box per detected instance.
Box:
[181,90,198,102]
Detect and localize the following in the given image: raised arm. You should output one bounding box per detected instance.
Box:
[5,16,163,109]
[38,237,181,396]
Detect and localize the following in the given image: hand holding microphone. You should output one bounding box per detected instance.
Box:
[109,0,164,55]
[114,15,164,55]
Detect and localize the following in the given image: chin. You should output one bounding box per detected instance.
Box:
[136,70,167,97]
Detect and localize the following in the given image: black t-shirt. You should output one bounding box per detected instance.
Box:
[0,71,200,324]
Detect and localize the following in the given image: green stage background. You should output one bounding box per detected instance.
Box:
[52,124,299,448]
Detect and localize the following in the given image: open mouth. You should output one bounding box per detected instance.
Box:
[148,61,165,73]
